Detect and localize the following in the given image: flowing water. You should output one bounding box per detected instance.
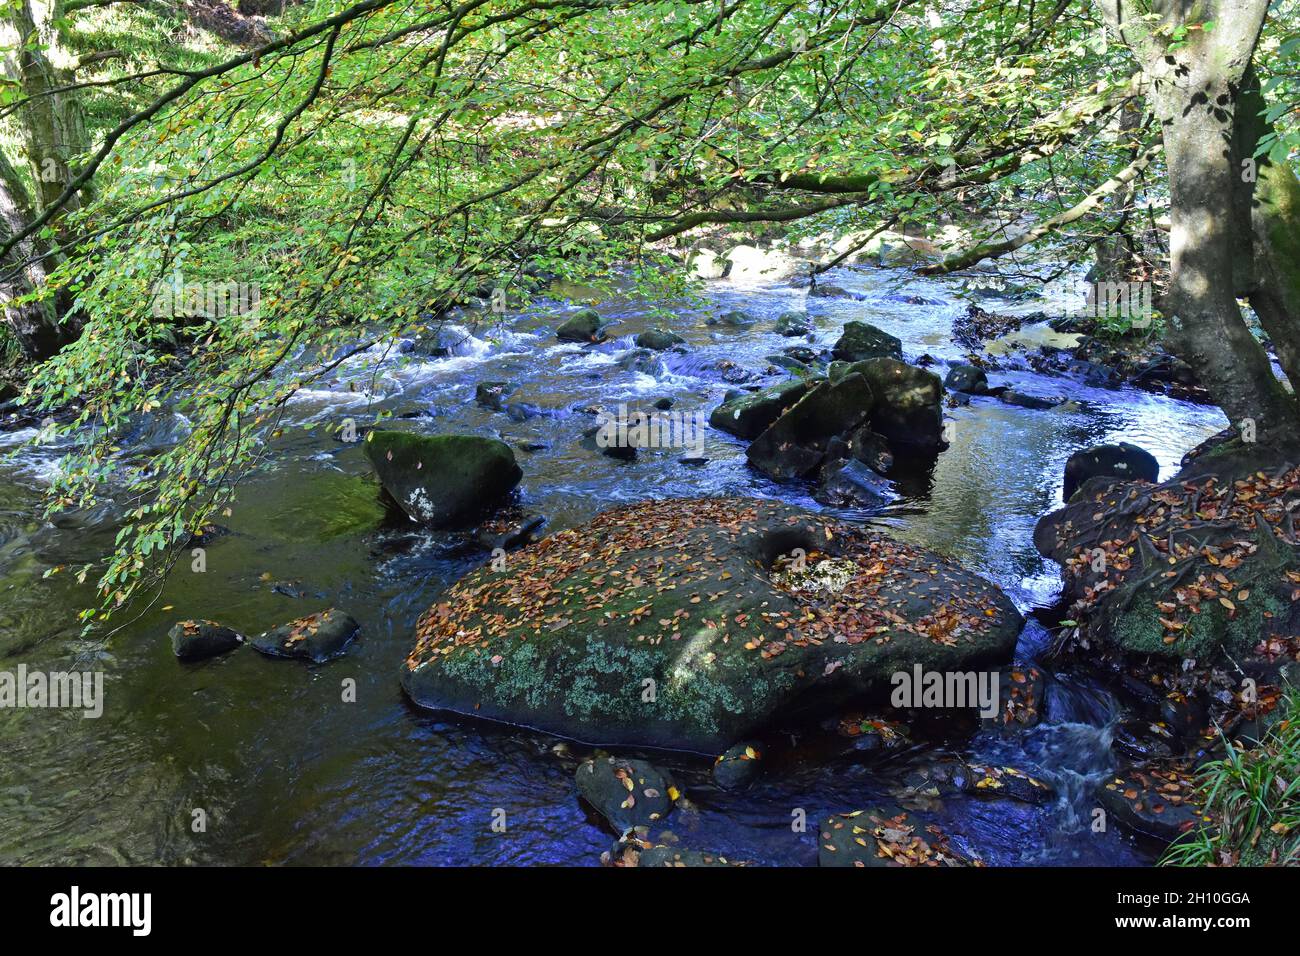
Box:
[0,263,1226,866]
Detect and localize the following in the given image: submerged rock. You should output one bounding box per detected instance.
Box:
[774,310,813,336]
[1062,442,1159,502]
[249,609,359,663]
[712,741,762,791]
[819,806,971,867]
[831,321,903,362]
[402,497,1021,752]
[364,430,522,527]
[1097,764,1206,842]
[170,620,244,661]
[814,458,894,510]
[944,363,989,395]
[998,388,1063,410]
[575,755,679,833]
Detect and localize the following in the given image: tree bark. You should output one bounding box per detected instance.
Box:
[1100,0,1299,439]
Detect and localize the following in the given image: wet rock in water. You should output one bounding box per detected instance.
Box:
[774,310,813,336]
[475,381,516,411]
[579,424,638,461]
[413,323,477,357]
[714,359,757,384]
[712,741,762,790]
[617,348,661,376]
[707,309,757,328]
[402,497,1022,751]
[635,328,686,351]
[831,321,903,362]
[170,620,244,661]
[679,456,709,467]
[504,401,542,422]
[1062,442,1159,502]
[364,430,523,527]
[810,283,856,299]
[814,458,894,510]
[708,379,811,440]
[766,354,812,375]
[1098,764,1207,842]
[944,363,989,395]
[819,806,971,867]
[998,388,1063,410]
[1159,689,1210,744]
[475,513,546,552]
[249,609,359,663]
[851,358,946,450]
[632,845,744,867]
[518,440,550,453]
[782,344,820,364]
[845,425,894,474]
[980,665,1046,732]
[555,308,607,343]
[575,755,679,833]
[653,397,675,410]
[958,763,1054,805]
[747,374,875,479]
[1034,449,1300,661]
[1112,717,1178,761]
[835,713,910,754]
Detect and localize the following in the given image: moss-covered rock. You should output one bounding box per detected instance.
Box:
[635,328,686,351]
[364,430,522,527]
[556,307,607,343]
[402,497,1021,752]
[1035,457,1300,661]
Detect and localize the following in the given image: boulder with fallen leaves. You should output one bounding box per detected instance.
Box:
[402,497,1021,752]
[1035,444,1300,661]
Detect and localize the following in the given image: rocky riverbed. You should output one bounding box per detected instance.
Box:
[0,253,1254,866]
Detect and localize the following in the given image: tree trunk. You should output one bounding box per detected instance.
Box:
[0,151,70,358]
[1100,0,1300,440]
[4,1,93,215]
[1232,70,1300,393]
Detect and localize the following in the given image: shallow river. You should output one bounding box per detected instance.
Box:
[0,262,1226,865]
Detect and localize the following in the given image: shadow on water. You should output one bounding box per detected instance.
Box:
[0,265,1224,865]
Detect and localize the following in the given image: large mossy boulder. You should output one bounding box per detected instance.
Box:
[1035,449,1300,661]
[402,497,1022,752]
[556,308,607,343]
[849,358,945,449]
[831,321,902,362]
[364,430,522,526]
[708,380,811,440]
[746,374,874,479]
